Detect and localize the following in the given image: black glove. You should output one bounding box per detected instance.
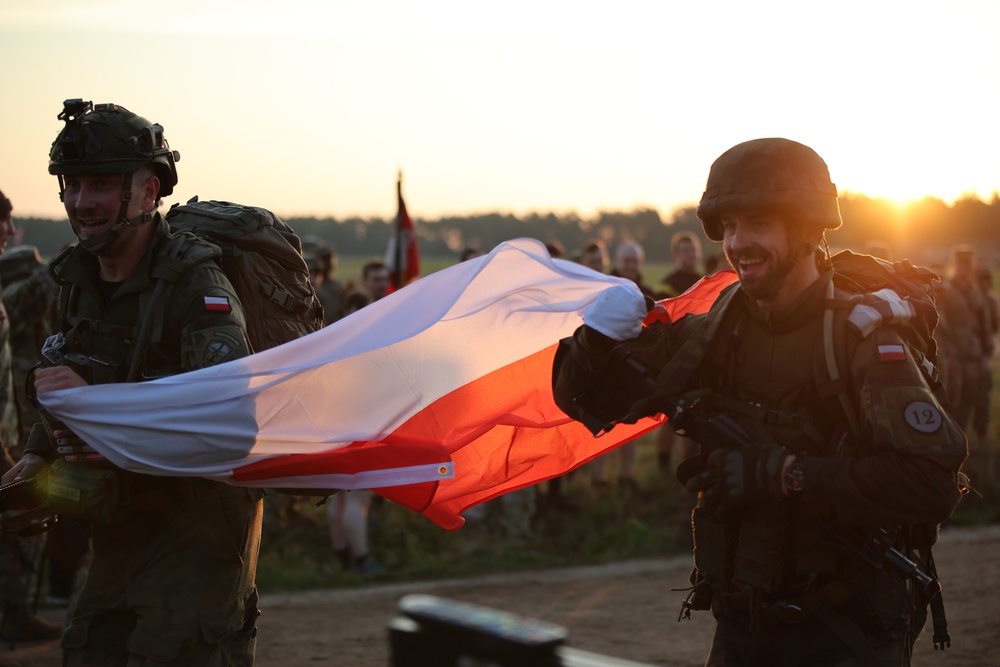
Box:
[684,447,788,515]
[623,386,675,424]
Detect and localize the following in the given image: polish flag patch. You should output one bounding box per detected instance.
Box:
[204,296,232,312]
[877,344,906,362]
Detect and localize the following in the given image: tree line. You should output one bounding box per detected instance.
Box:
[14,192,1000,267]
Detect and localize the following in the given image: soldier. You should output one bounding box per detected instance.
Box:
[937,246,994,433]
[553,138,967,665]
[1,100,262,664]
[971,266,999,439]
[0,190,63,642]
[308,244,345,325]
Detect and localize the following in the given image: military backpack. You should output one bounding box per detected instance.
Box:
[162,197,324,356]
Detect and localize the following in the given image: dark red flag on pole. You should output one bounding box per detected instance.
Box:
[385,171,420,292]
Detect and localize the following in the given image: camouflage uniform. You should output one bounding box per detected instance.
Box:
[315,278,345,325]
[937,270,994,432]
[971,271,999,438]
[22,215,263,665]
[3,248,86,613]
[0,275,37,618]
[553,139,968,666]
[1,248,60,442]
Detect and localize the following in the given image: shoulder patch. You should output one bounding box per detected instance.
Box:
[903,400,943,434]
[877,344,907,362]
[879,387,948,448]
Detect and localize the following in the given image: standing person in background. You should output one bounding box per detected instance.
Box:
[535,239,580,516]
[591,242,655,498]
[326,259,389,576]
[611,242,654,297]
[971,265,999,440]
[656,231,705,537]
[1,243,89,616]
[314,245,345,325]
[554,137,967,666]
[658,231,704,299]
[937,245,994,434]
[1,100,262,664]
[578,240,609,274]
[0,189,63,642]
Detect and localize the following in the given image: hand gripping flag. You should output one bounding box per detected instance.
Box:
[39,239,736,529]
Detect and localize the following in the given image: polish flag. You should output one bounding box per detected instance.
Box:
[39,239,735,530]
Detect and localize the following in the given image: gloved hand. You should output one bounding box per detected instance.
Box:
[583,284,647,342]
[684,446,789,516]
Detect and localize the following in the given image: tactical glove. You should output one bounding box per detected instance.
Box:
[583,284,647,342]
[684,446,789,516]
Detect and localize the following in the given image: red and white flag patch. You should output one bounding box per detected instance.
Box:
[204,296,232,312]
[877,344,906,362]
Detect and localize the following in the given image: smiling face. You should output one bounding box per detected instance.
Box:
[61,169,158,258]
[721,210,818,308]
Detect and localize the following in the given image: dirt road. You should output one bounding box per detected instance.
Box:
[6,525,998,666]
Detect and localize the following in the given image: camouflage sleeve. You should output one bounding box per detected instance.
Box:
[167,262,252,371]
[801,327,968,527]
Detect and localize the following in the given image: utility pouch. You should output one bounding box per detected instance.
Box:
[733,501,789,595]
[45,459,124,524]
[692,505,735,585]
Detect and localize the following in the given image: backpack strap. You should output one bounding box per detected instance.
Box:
[655,282,743,393]
[126,233,221,382]
[820,280,862,438]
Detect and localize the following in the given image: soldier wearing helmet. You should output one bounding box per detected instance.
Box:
[2,100,262,665]
[553,138,967,665]
[936,245,994,435]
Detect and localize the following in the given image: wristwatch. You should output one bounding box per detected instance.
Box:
[783,456,806,493]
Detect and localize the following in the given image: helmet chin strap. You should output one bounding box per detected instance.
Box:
[77,172,154,253]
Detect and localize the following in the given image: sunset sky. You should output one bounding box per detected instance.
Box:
[2,0,998,222]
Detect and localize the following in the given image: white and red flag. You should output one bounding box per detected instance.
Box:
[39,239,735,529]
[383,171,420,292]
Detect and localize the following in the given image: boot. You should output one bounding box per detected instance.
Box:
[0,606,63,642]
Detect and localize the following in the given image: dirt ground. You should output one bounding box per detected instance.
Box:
[4,524,998,667]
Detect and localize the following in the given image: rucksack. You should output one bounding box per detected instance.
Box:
[831,249,940,370]
[161,197,324,356]
[818,250,943,438]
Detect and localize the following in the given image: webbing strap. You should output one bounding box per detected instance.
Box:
[823,280,861,437]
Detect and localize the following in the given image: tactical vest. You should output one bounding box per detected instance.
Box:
[52,230,221,384]
[671,274,934,633]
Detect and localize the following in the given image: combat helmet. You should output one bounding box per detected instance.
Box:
[48,99,180,199]
[696,138,841,242]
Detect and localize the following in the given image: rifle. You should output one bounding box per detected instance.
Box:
[573,346,942,601]
[0,477,43,513]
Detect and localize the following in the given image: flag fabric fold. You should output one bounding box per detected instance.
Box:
[39,238,736,530]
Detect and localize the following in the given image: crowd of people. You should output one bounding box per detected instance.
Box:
[0,98,993,667]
